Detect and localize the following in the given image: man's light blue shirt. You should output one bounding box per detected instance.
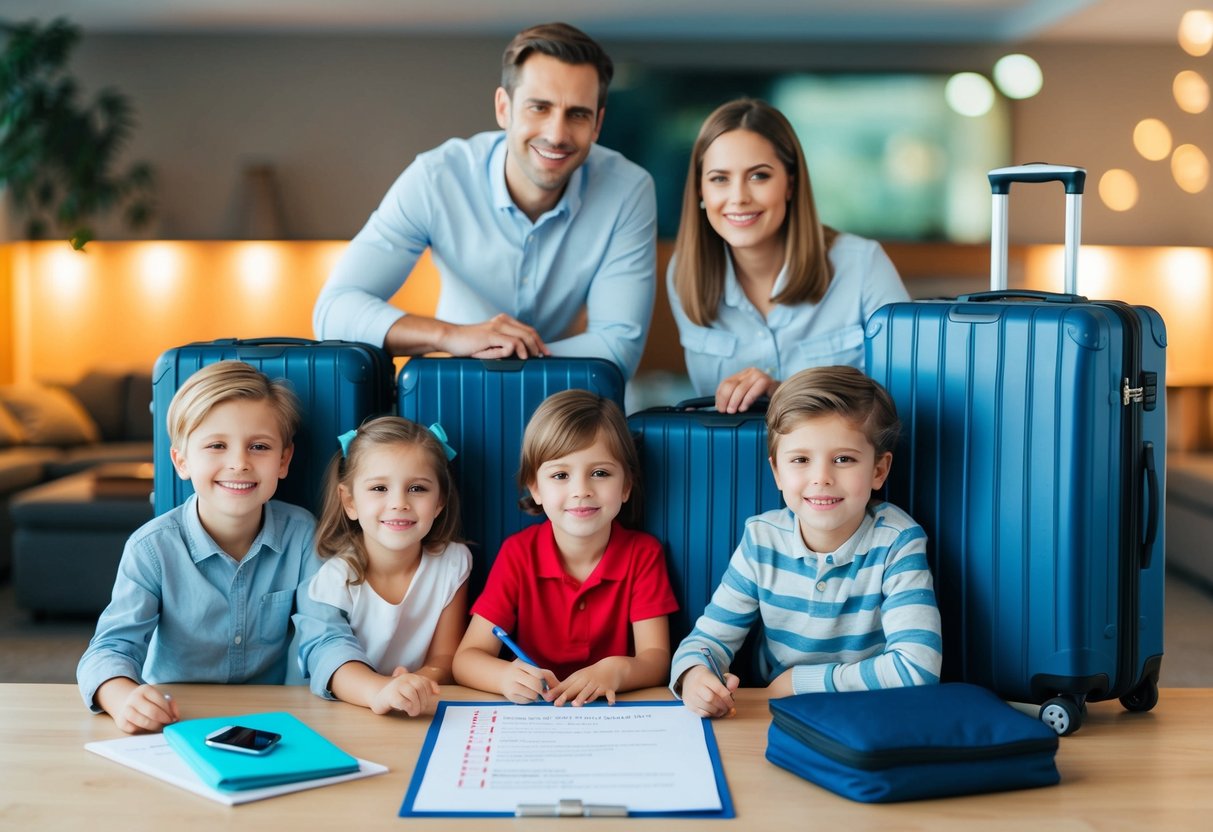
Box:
[313,131,658,379]
[76,496,320,711]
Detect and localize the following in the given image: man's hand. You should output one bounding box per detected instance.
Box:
[448,314,550,360]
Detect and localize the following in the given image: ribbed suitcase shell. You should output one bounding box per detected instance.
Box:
[152,338,394,516]
[865,298,1166,708]
[628,405,782,676]
[396,357,624,594]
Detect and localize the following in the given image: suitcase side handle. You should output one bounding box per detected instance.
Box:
[989,163,1086,295]
[674,396,770,412]
[201,337,318,346]
[1141,441,1159,569]
[956,289,1088,304]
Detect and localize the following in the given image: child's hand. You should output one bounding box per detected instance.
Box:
[113,683,180,734]
[767,668,796,698]
[502,660,558,704]
[679,665,739,719]
[547,656,627,706]
[370,667,440,717]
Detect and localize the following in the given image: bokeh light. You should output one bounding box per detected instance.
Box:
[945,72,995,117]
[1133,118,1173,161]
[993,54,1043,99]
[1173,70,1210,114]
[1172,144,1210,193]
[1099,169,1140,212]
[1179,10,1213,57]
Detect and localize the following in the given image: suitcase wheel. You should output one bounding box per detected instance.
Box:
[1119,678,1160,713]
[1038,697,1084,736]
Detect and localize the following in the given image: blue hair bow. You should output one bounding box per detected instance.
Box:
[337,428,358,458]
[428,422,457,461]
[337,424,455,461]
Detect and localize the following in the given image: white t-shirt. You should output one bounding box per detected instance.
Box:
[306,542,472,674]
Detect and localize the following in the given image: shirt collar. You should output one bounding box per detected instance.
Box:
[722,245,790,308]
[790,507,876,566]
[183,494,283,564]
[489,131,584,222]
[535,520,629,586]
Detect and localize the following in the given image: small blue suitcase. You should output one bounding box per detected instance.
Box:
[627,399,781,681]
[152,338,394,516]
[864,165,1165,735]
[396,356,625,594]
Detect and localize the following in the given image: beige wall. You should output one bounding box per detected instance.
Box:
[1014,43,1212,248]
[5,33,1207,247]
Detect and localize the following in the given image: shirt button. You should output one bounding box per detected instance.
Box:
[234,634,242,645]
[816,581,827,592]
[825,556,834,564]
[578,601,586,611]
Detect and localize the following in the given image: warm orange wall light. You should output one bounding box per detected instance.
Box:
[0,240,440,384]
[1024,244,1213,386]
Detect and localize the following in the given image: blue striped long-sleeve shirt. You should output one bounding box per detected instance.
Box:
[671,502,942,696]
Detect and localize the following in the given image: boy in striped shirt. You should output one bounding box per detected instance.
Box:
[673,366,942,717]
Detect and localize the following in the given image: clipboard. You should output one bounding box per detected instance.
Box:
[399,700,734,819]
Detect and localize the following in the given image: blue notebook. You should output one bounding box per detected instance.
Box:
[163,711,359,791]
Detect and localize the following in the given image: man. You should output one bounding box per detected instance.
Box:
[313,22,657,380]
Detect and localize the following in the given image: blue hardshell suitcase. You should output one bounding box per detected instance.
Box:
[396,356,625,594]
[152,338,395,516]
[864,165,1165,735]
[627,399,781,680]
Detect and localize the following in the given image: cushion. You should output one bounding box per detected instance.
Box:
[124,372,154,441]
[0,383,101,447]
[67,370,129,442]
[0,403,26,447]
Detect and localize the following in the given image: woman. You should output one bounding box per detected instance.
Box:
[669,98,909,413]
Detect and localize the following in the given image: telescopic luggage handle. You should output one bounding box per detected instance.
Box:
[988,164,1086,295]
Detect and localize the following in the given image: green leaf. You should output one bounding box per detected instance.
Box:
[1,16,156,246]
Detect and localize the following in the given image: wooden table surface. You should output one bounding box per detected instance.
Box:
[2,683,1210,830]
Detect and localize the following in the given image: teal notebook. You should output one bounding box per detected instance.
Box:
[163,712,359,791]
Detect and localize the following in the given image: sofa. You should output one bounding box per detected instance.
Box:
[1167,453,1213,590]
[0,370,154,577]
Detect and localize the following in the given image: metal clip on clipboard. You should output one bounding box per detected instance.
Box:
[515,799,628,817]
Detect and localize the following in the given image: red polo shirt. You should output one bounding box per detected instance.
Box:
[471,521,679,681]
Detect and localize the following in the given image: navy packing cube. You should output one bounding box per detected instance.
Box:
[864,166,1165,735]
[766,683,1060,803]
[153,338,394,516]
[628,399,781,682]
[397,356,625,595]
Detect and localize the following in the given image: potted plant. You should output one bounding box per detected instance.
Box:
[0,16,154,250]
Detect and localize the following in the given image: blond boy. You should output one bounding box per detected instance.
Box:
[77,361,319,733]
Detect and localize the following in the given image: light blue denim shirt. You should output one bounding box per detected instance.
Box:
[313,131,658,379]
[76,496,320,711]
[667,233,910,397]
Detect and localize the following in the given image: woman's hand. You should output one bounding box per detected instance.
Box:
[715,368,779,414]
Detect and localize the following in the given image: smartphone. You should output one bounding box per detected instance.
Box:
[204,725,282,755]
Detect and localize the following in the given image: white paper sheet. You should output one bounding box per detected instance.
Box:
[85,734,388,806]
[409,703,723,814]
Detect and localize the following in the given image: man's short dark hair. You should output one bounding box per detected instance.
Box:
[501,22,613,110]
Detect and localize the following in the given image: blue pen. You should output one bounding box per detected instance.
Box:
[700,648,736,717]
[491,625,549,692]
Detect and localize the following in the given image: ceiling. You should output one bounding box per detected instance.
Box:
[0,0,1204,43]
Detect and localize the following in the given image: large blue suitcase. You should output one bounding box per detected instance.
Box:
[396,357,625,594]
[627,400,782,682]
[152,338,395,516]
[864,165,1165,735]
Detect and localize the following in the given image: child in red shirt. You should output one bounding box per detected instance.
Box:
[453,390,677,705]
